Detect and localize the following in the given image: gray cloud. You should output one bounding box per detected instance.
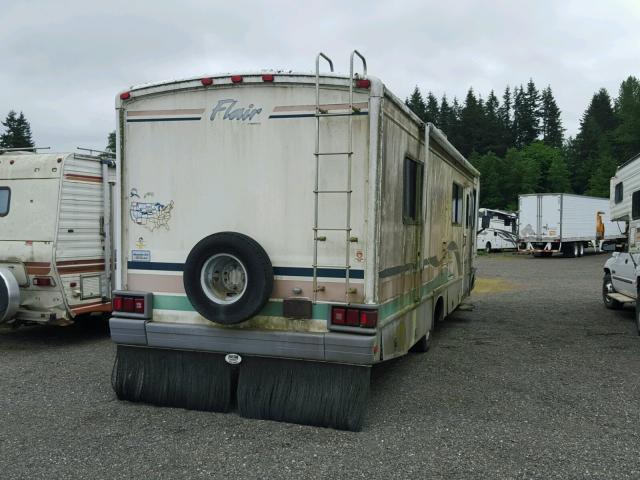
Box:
[1,0,638,152]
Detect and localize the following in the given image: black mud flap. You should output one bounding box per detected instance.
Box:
[111,345,234,412]
[237,356,371,431]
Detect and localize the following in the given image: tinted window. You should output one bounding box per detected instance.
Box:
[403,158,423,224]
[615,182,623,204]
[633,190,640,220]
[452,183,462,224]
[0,187,9,216]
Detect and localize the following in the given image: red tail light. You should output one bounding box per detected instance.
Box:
[331,306,378,329]
[261,74,274,82]
[355,79,370,89]
[113,296,123,311]
[231,75,243,83]
[112,291,151,318]
[33,277,54,287]
[123,297,134,312]
[120,91,131,100]
[201,77,213,86]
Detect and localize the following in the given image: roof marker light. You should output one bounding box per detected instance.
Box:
[201,77,213,86]
[120,92,131,100]
[231,75,243,83]
[355,79,371,89]
[261,74,274,82]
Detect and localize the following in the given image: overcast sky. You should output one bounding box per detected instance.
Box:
[1,0,638,152]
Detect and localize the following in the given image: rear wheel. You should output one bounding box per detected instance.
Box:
[578,243,585,257]
[564,242,578,258]
[602,273,623,310]
[485,242,492,253]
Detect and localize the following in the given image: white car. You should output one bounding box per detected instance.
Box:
[603,248,639,334]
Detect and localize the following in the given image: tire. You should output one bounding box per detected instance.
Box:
[0,267,20,323]
[602,273,623,310]
[564,242,578,258]
[578,243,584,257]
[485,242,492,253]
[636,294,640,335]
[411,312,435,353]
[183,232,274,325]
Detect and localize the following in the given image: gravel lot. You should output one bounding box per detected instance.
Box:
[2,253,639,479]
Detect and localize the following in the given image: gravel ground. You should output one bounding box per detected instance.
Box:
[1,253,639,479]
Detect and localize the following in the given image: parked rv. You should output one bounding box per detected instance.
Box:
[0,151,115,326]
[518,193,624,257]
[108,51,480,431]
[602,154,640,333]
[477,208,517,252]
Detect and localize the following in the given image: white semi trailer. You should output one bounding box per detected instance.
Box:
[518,193,624,257]
[108,51,480,430]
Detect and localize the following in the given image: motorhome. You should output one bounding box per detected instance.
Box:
[476,208,517,252]
[602,154,640,334]
[0,151,115,325]
[109,51,480,431]
[518,193,624,257]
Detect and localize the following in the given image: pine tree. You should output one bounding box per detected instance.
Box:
[438,95,452,135]
[405,86,426,121]
[540,86,564,148]
[425,92,439,125]
[0,110,35,150]
[106,131,116,152]
[512,86,525,148]
[458,88,485,157]
[613,76,640,162]
[484,90,504,155]
[546,155,571,192]
[499,86,514,150]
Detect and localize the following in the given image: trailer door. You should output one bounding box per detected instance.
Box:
[539,194,561,238]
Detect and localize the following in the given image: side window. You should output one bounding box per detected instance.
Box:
[615,183,623,204]
[0,187,9,217]
[632,191,640,220]
[452,182,462,224]
[403,157,423,224]
[504,218,511,227]
[465,194,471,228]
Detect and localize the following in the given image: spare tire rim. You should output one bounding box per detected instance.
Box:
[200,253,248,305]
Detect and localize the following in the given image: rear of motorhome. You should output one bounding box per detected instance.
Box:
[0,151,114,325]
[476,208,517,252]
[518,193,624,257]
[109,52,480,430]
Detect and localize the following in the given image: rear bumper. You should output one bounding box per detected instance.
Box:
[110,318,379,365]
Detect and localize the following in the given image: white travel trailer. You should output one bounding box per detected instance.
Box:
[476,208,517,252]
[0,151,115,326]
[602,154,640,334]
[109,51,480,430]
[518,193,624,257]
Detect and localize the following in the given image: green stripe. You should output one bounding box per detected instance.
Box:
[153,295,330,320]
[379,270,450,320]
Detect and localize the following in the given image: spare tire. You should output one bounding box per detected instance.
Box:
[0,267,20,323]
[183,232,273,325]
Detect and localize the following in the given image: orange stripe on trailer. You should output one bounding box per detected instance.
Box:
[57,265,105,274]
[25,262,51,275]
[70,301,112,315]
[64,174,103,183]
[56,258,105,266]
[127,108,205,116]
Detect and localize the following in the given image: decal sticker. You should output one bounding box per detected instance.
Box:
[129,188,174,231]
[355,250,365,262]
[131,250,151,262]
[135,237,146,249]
[210,99,262,122]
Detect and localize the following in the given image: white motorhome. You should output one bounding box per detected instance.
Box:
[518,193,624,257]
[0,151,115,325]
[109,52,480,430]
[602,154,640,334]
[476,208,517,252]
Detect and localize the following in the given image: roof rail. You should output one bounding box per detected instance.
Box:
[0,146,50,153]
[77,147,116,158]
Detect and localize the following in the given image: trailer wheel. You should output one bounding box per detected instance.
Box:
[485,242,492,253]
[564,242,578,258]
[602,273,622,310]
[183,232,274,325]
[578,243,584,257]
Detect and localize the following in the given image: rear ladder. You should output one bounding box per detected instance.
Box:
[312,50,367,303]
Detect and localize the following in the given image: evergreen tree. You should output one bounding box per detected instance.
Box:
[484,90,505,155]
[512,86,525,148]
[425,92,439,125]
[106,131,116,152]
[546,154,571,192]
[613,76,640,162]
[438,95,452,135]
[0,111,35,150]
[458,88,485,157]
[540,86,564,148]
[405,86,426,121]
[498,86,514,150]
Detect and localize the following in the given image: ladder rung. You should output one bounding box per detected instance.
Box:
[314,152,352,156]
[314,265,351,269]
[314,190,352,194]
[314,227,351,231]
[316,112,358,117]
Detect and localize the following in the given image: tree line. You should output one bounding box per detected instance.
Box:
[406,76,640,210]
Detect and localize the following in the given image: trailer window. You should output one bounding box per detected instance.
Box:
[0,187,9,216]
[403,158,423,224]
[452,182,462,224]
[632,191,640,220]
[615,183,623,204]
[465,194,471,227]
